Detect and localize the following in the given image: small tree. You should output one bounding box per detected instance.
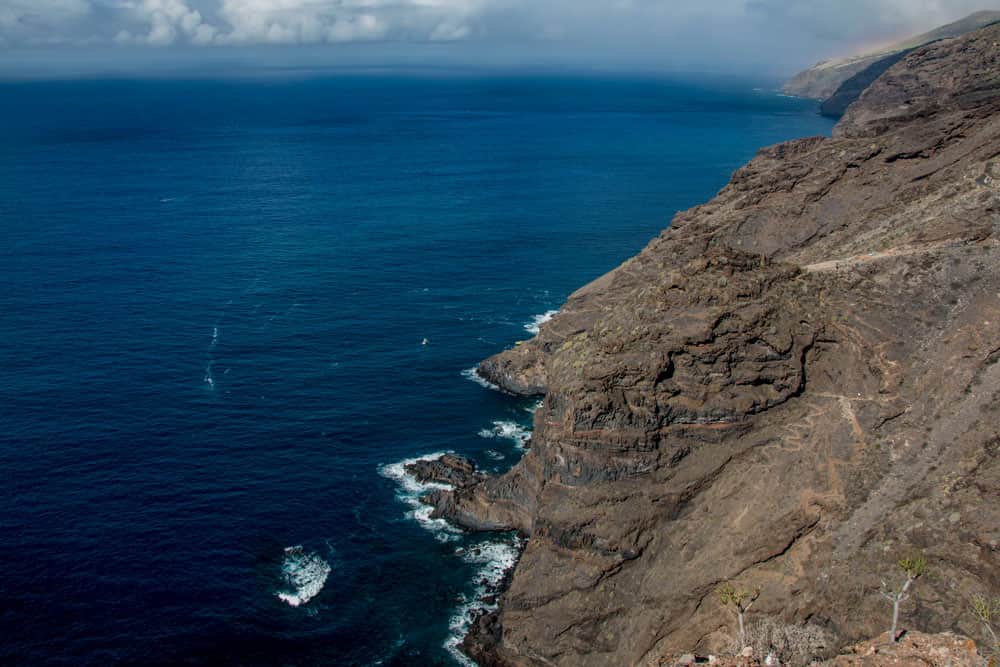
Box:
[971,594,1000,652]
[879,554,927,643]
[717,582,761,647]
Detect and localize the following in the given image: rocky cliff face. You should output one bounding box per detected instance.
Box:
[445,24,1000,666]
[783,10,1000,103]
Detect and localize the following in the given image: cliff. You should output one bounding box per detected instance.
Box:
[817,48,913,118]
[437,22,1000,667]
[783,10,1000,102]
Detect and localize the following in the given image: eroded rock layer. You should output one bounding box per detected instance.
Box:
[447,25,1000,666]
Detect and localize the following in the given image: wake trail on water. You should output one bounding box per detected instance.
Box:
[203,300,232,391]
[202,275,304,390]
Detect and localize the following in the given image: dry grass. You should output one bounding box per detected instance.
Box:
[729,617,835,666]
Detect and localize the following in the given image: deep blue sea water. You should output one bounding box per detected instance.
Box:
[0,74,834,665]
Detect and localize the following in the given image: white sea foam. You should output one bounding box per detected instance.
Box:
[461,367,500,392]
[444,538,524,666]
[379,453,462,542]
[524,399,543,414]
[485,449,505,461]
[478,421,531,449]
[524,310,558,335]
[204,326,220,389]
[276,546,331,607]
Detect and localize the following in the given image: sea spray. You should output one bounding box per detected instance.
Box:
[524,310,558,335]
[478,420,531,449]
[379,453,463,542]
[276,546,332,607]
[444,537,524,666]
[461,367,501,392]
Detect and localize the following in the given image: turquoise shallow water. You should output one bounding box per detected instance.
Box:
[0,74,834,665]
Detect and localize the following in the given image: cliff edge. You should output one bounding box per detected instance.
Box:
[447,24,1000,666]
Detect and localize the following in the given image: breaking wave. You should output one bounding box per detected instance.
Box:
[524,310,558,335]
[478,420,531,449]
[275,546,331,607]
[379,453,463,542]
[444,538,523,666]
[461,366,500,392]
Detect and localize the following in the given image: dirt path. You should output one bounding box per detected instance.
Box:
[802,239,961,273]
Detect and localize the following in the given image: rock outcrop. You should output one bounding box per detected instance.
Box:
[827,632,984,667]
[656,631,984,667]
[444,23,1000,667]
[406,453,482,488]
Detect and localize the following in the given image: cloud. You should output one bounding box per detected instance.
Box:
[1,0,999,69]
[213,0,402,45]
[0,0,492,46]
[114,0,217,45]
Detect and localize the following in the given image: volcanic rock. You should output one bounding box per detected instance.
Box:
[405,453,482,488]
[441,23,1000,667]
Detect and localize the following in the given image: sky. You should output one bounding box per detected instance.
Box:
[1,0,998,76]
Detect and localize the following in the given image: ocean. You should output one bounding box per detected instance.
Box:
[0,74,834,665]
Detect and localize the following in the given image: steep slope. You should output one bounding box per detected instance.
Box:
[783,10,1000,101]
[817,48,913,118]
[442,23,1000,667]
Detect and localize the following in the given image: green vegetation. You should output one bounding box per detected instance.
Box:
[716,582,761,647]
[879,554,927,643]
[972,594,1000,654]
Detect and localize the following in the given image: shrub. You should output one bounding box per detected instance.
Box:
[716,582,760,647]
[972,594,1000,654]
[879,553,927,642]
[732,617,835,666]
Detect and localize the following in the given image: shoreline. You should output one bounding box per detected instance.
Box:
[381,450,527,665]
[409,24,1000,664]
[383,332,547,665]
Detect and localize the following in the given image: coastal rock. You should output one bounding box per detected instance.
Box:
[826,631,983,667]
[445,23,1000,667]
[477,347,548,396]
[405,453,482,488]
[462,611,506,667]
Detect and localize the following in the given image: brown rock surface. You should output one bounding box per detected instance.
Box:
[827,631,983,667]
[448,23,1000,667]
[653,631,983,667]
[405,453,482,487]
